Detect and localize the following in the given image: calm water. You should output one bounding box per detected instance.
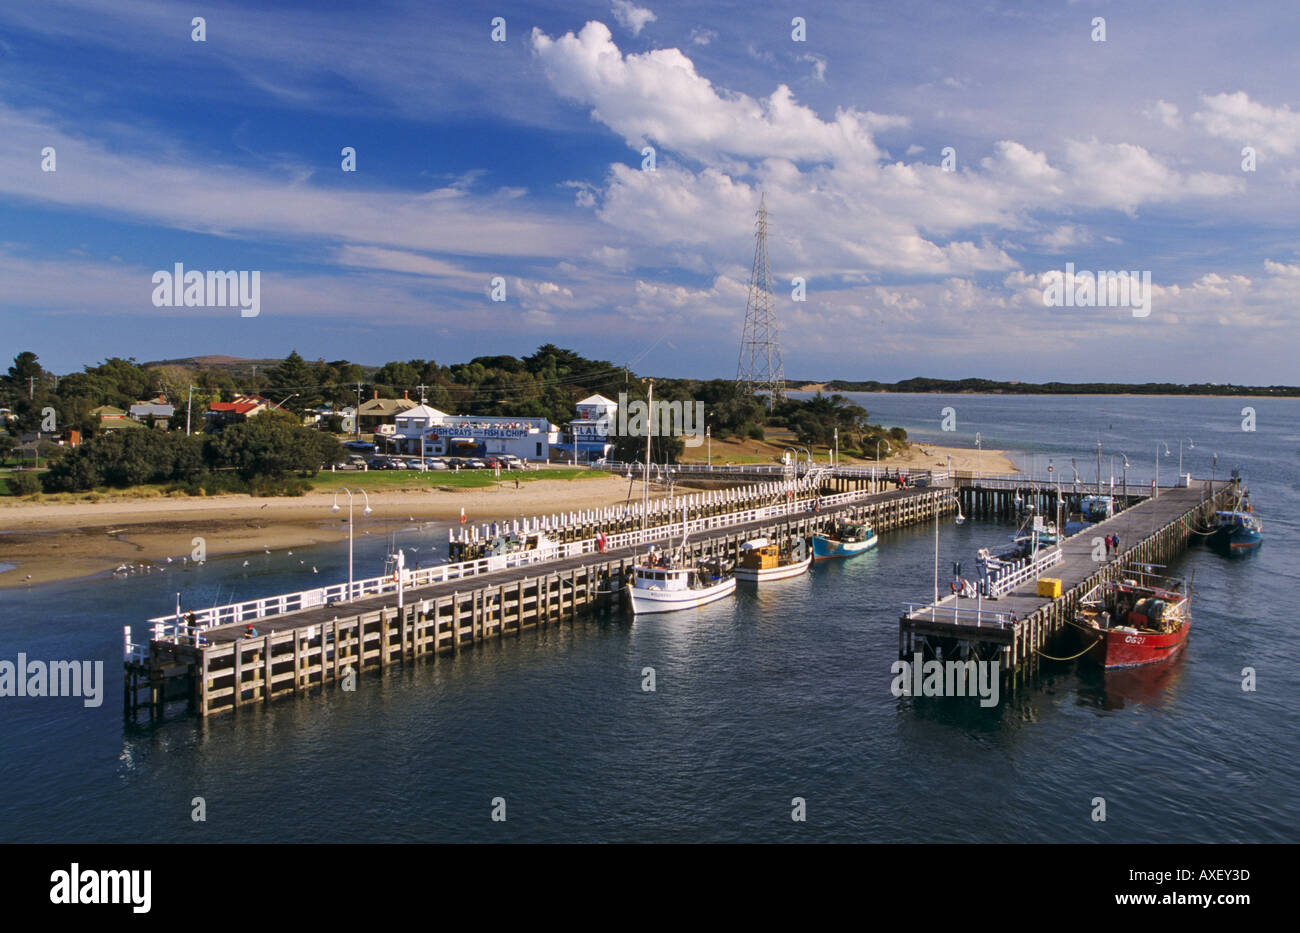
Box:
[1,394,1296,842]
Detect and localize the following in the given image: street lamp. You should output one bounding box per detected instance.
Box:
[975,432,982,479]
[1178,438,1194,478]
[332,488,372,600]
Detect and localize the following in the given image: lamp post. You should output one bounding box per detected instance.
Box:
[975,432,981,479]
[332,488,372,600]
[1179,438,1194,479]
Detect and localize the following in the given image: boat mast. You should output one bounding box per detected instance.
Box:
[642,379,653,531]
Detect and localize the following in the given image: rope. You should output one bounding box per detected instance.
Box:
[1036,638,1101,661]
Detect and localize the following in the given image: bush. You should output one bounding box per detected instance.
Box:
[745,422,765,440]
[8,471,40,496]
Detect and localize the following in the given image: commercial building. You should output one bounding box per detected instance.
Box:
[554,394,617,463]
[384,404,558,461]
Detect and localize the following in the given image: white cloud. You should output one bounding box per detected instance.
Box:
[1144,99,1182,130]
[1194,91,1300,156]
[531,22,900,165]
[610,1,657,37]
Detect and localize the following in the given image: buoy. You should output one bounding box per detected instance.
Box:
[459,507,467,525]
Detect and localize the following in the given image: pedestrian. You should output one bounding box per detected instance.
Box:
[1112,533,1119,554]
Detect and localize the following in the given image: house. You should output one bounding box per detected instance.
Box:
[304,404,357,434]
[204,395,271,427]
[129,395,176,429]
[90,405,144,432]
[356,391,416,434]
[556,394,618,462]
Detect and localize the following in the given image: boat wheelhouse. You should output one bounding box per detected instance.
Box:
[735,536,813,582]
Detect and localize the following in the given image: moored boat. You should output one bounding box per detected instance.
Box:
[1210,509,1262,553]
[625,551,736,614]
[1070,565,1191,668]
[1209,486,1261,554]
[812,519,877,559]
[734,536,812,582]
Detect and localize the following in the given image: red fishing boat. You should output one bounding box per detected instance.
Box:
[1071,565,1192,668]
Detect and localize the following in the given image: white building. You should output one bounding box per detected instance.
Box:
[387,404,559,461]
[556,394,618,462]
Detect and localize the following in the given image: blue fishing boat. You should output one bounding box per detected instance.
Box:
[1210,510,1262,553]
[812,519,877,559]
[1209,485,1262,555]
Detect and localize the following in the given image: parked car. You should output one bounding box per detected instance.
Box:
[427,458,449,471]
[465,458,487,469]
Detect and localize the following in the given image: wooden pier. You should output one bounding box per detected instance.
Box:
[126,482,957,719]
[900,479,1236,681]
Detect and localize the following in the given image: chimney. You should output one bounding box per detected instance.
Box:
[372,390,379,399]
[403,390,409,400]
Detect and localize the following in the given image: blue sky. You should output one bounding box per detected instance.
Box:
[1,0,1298,382]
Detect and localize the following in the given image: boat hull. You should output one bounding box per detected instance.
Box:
[812,534,877,560]
[1085,619,1191,669]
[627,576,736,614]
[734,554,813,582]
[1210,526,1262,553]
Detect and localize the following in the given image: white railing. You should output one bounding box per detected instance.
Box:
[123,626,149,664]
[903,599,1018,629]
[984,547,1063,598]
[139,483,947,651]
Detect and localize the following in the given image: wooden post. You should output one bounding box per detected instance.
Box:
[262,634,273,702]
[233,642,243,708]
[293,629,302,693]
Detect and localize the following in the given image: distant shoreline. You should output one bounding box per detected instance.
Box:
[792,384,1298,400]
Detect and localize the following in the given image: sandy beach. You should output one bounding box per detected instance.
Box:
[0,443,1015,588]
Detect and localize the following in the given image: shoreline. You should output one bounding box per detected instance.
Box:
[0,443,1014,589]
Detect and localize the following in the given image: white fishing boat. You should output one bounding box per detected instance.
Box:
[626,552,736,613]
[734,536,812,583]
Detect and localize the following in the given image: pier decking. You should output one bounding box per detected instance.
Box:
[900,480,1236,678]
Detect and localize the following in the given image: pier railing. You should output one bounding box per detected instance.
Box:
[984,547,1063,597]
[903,600,1019,629]
[140,481,938,648]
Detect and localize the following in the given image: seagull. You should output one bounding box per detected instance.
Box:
[243,560,250,567]
[264,548,271,554]
[312,566,319,573]
[287,551,293,556]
